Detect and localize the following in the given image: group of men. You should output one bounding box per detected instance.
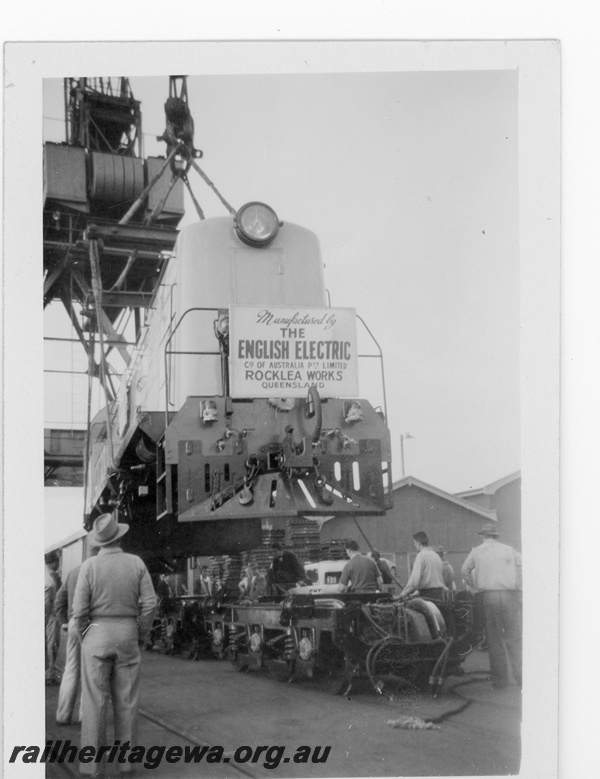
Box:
[333,527,522,690]
[46,513,157,777]
[46,515,521,774]
[237,530,521,692]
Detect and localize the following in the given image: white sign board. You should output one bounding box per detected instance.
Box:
[229,305,358,398]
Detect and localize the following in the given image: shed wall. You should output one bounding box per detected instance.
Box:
[320,484,494,585]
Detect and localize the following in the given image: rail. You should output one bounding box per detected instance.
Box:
[163,306,223,429]
[356,313,388,422]
[356,314,393,505]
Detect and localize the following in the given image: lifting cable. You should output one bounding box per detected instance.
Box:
[83,327,96,517]
[118,142,183,226]
[182,174,205,220]
[351,515,404,589]
[88,238,117,471]
[145,172,182,226]
[352,516,376,552]
[109,250,139,292]
[188,157,237,216]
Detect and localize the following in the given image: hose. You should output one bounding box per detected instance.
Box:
[428,637,454,697]
[360,605,394,638]
[365,635,420,695]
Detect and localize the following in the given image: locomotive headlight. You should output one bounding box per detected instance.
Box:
[234,202,280,247]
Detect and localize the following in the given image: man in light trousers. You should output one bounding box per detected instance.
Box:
[462,523,522,689]
[55,537,99,725]
[73,513,156,776]
[45,551,62,684]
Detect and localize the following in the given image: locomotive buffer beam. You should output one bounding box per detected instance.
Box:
[177,469,386,522]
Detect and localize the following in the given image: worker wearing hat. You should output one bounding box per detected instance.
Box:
[73,513,157,774]
[462,523,522,690]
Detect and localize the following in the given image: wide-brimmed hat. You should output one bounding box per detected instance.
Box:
[92,513,129,546]
[478,523,499,537]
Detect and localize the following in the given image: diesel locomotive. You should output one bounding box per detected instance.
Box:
[85,201,393,566]
[84,201,479,696]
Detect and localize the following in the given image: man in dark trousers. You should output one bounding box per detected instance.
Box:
[462,523,522,689]
[73,513,156,776]
[267,542,311,593]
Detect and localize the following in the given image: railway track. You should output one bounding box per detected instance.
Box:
[44,649,521,777]
[45,706,258,779]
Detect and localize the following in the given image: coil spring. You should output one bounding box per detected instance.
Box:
[228,627,238,651]
[283,632,296,661]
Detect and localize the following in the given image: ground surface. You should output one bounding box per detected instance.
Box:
[45,648,521,778]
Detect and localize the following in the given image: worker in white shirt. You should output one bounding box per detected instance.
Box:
[462,523,522,689]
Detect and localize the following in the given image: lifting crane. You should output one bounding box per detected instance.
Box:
[44,77,184,387]
[43,75,235,493]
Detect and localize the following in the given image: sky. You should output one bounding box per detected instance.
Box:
[43,66,520,501]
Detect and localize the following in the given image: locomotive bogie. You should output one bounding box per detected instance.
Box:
[198,593,477,695]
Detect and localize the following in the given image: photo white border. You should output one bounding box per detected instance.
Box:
[1,23,572,779]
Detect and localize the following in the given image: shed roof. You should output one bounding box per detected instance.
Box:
[391,475,497,521]
[454,470,521,499]
[45,527,87,555]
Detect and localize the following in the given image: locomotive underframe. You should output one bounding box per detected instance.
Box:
[86,392,392,563]
[200,592,478,696]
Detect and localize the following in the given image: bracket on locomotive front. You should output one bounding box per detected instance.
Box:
[164,393,392,522]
